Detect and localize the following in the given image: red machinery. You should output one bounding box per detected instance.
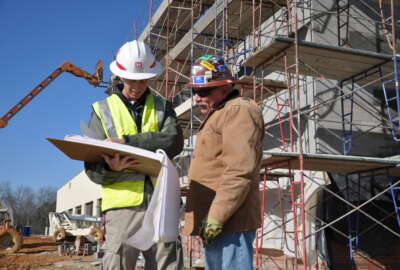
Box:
[0,60,104,128]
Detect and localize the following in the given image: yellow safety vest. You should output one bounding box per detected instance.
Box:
[92,93,165,211]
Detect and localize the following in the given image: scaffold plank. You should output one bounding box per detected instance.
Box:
[175,97,194,118]
[243,36,398,84]
[261,151,400,176]
[237,75,287,101]
[175,97,202,136]
[237,76,287,89]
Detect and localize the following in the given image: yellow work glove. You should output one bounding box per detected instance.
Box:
[199,216,223,244]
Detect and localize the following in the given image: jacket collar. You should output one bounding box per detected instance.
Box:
[199,89,240,130]
[214,89,240,110]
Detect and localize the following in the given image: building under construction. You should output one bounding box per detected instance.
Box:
[138,0,400,269]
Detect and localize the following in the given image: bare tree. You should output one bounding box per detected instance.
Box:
[0,181,56,234]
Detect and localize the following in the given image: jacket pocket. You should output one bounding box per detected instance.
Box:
[195,128,221,160]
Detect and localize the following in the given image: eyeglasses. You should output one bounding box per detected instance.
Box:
[191,87,217,97]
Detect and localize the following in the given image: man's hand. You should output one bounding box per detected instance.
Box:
[105,138,125,144]
[199,216,222,245]
[102,152,140,171]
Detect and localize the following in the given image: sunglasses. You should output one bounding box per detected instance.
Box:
[191,87,218,97]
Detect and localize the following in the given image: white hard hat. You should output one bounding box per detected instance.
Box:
[109,40,162,80]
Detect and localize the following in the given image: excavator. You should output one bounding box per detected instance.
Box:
[0,60,106,128]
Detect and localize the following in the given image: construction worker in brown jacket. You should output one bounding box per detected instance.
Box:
[182,54,265,270]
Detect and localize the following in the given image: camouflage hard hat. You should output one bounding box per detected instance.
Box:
[187,54,235,88]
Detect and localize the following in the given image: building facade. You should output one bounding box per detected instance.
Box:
[56,170,102,217]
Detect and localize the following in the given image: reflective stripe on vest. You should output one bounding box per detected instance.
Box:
[92,93,165,211]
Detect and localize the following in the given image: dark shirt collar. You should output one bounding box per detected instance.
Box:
[214,89,240,110]
[199,89,240,130]
[115,88,150,111]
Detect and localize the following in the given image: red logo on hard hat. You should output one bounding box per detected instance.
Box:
[135,61,143,69]
[116,61,126,71]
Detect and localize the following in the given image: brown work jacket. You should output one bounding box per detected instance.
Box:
[182,92,265,235]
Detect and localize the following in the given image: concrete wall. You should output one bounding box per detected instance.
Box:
[249,0,400,157]
[56,170,102,216]
[311,0,400,157]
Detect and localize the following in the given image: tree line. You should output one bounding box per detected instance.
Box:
[0,181,56,234]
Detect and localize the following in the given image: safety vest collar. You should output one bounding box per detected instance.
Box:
[93,93,165,138]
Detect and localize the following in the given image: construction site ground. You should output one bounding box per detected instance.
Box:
[0,235,203,270]
[0,235,103,270]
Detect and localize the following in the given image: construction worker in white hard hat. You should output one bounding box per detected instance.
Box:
[84,40,184,270]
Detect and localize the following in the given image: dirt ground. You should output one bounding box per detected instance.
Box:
[0,235,198,270]
[0,235,100,270]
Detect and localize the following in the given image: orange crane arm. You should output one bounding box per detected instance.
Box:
[0,60,103,128]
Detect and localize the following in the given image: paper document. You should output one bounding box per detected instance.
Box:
[125,149,181,250]
[48,135,181,249]
[47,135,163,176]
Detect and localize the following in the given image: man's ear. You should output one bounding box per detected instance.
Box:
[112,76,124,92]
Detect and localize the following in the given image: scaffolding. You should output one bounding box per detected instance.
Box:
[140,0,400,269]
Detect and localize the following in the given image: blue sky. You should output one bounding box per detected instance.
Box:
[0,1,159,190]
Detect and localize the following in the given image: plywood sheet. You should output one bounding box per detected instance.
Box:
[237,76,287,89]
[261,151,400,176]
[175,98,202,137]
[243,36,397,84]
[237,76,287,101]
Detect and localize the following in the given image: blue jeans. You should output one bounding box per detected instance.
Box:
[203,230,256,270]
